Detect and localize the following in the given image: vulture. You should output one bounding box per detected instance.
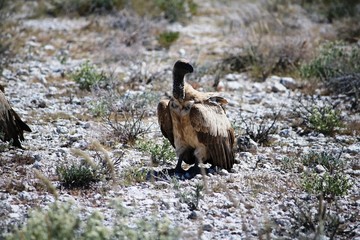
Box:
[0,89,32,148]
[157,60,235,176]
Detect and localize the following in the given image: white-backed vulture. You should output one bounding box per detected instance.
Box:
[0,89,31,148]
[157,60,235,175]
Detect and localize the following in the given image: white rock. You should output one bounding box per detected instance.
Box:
[225,73,241,81]
[267,76,288,93]
[347,143,360,154]
[224,81,243,90]
[280,77,298,89]
[315,164,326,173]
[44,45,55,51]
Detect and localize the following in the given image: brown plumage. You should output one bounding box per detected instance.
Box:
[157,60,235,173]
[0,90,32,148]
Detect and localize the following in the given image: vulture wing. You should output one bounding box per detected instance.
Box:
[157,99,174,147]
[189,101,235,170]
[0,91,32,148]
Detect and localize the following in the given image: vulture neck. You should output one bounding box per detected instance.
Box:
[172,71,186,101]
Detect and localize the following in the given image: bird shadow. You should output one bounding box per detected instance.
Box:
[146,166,216,181]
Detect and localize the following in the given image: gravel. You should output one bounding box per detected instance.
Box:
[0,1,359,239]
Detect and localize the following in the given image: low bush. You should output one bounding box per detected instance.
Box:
[294,99,343,135]
[7,200,180,240]
[154,0,197,23]
[106,92,157,145]
[35,0,197,22]
[300,41,360,82]
[302,172,352,199]
[157,31,179,49]
[290,196,356,239]
[57,145,119,189]
[120,165,147,186]
[137,139,176,166]
[174,181,203,211]
[107,110,152,145]
[300,42,360,108]
[239,112,279,146]
[299,0,359,22]
[308,106,343,135]
[56,162,100,189]
[300,150,352,199]
[71,61,108,91]
[39,0,125,17]
[301,151,344,174]
[219,39,308,81]
[7,202,110,240]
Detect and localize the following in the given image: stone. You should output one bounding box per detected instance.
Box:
[267,76,287,93]
[315,164,326,173]
[346,143,360,154]
[237,136,258,152]
[279,77,298,90]
[203,224,213,232]
[188,211,198,219]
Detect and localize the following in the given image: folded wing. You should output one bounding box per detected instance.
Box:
[189,101,235,170]
[157,99,174,147]
[0,91,32,148]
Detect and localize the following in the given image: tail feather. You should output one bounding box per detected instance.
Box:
[12,109,32,132]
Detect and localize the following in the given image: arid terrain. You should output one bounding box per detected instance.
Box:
[0,0,359,239]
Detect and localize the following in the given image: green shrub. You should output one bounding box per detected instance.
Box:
[56,162,100,189]
[41,0,126,17]
[300,0,359,22]
[300,41,360,103]
[112,201,181,239]
[300,41,360,81]
[301,151,352,199]
[157,31,179,49]
[56,146,119,189]
[154,0,197,23]
[7,202,110,240]
[90,99,109,117]
[290,196,354,239]
[175,182,203,210]
[71,61,107,91]
[301,151,344,174]
[37,0,197,20]
[295,100,343,135]
[121,165,147,185]
[308,106,343,135]
[219,39,307,81]
[137,139,176,165]
[302,172,352,198]
[7,201,180,240]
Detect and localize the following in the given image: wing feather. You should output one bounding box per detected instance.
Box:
[190,102,235,170]
[0,91,31,148]
[157,99,175,147]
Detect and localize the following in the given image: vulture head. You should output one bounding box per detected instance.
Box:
[172,60,193,100]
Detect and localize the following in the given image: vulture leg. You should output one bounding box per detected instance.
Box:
[175,148,197,170]
[175,148,205,179]
[174,159,185,174]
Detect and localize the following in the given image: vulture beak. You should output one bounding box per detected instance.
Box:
[172,60,193,100]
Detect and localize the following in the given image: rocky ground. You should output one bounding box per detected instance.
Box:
[0,1,359,239]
